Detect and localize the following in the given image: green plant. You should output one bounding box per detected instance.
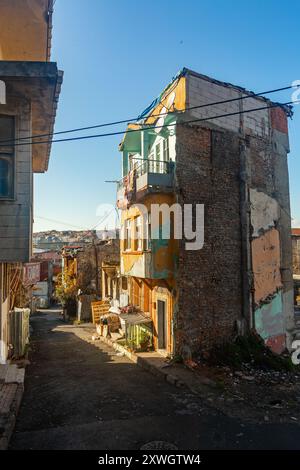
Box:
[55,271,77,305]
[209,333,296,371]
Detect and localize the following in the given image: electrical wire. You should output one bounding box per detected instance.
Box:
[0,83,299,145]
[4,98,299,148]
[35,215,88,230]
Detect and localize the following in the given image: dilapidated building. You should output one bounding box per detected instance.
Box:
[292,228,300,306]
[117,68,294,358]
[61,238,120,321]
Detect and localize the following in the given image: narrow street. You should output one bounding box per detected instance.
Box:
[9,310,300,450]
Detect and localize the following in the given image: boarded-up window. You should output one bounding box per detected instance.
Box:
[0,115,15,198]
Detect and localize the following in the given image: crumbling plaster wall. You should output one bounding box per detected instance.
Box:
[174,109,293,357]
[77,239,120,297]
[187,74,294,353]
[249,107,294,352]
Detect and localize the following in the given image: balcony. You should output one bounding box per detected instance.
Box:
[117,160,175,209]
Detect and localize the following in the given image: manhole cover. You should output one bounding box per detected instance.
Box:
[140,441,178,450]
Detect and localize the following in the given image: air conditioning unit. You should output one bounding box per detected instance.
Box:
[8,308,30,359]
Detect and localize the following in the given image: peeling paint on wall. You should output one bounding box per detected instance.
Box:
[254,292,285,342]
[252,227,282,304]
[282,289,295,350]
[250,189,279,238]
[265,334,286,354]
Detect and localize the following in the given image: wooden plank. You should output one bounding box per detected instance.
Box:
[91,300,110,324]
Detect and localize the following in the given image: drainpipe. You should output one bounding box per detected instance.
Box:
[239,93,254,333]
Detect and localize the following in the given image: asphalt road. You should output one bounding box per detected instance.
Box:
[9,309,300,450]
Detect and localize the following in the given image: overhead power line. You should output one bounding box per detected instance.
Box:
[34,207,117,248]
[3,99,300,148]
[0,83,299,146]
[35,215,88,230]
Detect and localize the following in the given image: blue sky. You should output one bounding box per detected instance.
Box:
[33,0,300,232]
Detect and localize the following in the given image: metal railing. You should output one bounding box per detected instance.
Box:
[117,159,174,191]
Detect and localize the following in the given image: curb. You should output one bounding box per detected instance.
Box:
[99,336,185,389]
[0,383,24,450]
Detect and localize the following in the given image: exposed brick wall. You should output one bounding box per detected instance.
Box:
[174,124,243,356]
[270,107,288,134]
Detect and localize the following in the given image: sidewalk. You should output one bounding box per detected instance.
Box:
[75,325,218,396]
[0,364,25,450]
[74,324,300,426]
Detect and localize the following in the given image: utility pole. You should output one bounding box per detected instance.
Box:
[93,237,100,298]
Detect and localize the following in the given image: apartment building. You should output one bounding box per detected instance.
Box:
[0,0,63,362]
[117,68,294,358]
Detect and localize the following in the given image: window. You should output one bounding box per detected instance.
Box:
[0,115,15,199]
[155,143,161,173]
[132,277,141,307]
[149,151,154,173]
[124,219,131,251]
[134,215,142,251]
[144,212,151,251]
[163,138,169,172]
[148,138,170,174]
[129,153,140,173]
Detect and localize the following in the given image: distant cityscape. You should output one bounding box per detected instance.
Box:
[33,229,118,252]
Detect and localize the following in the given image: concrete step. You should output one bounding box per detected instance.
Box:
[0,365,8,383]
[2,365,25,385]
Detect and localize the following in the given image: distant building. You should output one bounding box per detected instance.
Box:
[292,229,300,305]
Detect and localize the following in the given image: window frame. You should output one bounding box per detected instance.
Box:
[134,215,143,252]
[124,218,132,251]
[0,114,16,200]
[148,136,170,175]
[144,212,151,251]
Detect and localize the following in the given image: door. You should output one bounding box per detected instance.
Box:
[157,300,167,350]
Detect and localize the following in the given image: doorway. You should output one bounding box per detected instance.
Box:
[157,299,167,350]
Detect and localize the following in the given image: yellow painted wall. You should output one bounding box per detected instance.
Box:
[119,75,186,355]
[127,277,174,355]
[121,192,178,355]
[121,193,178,279]
[0,0,52,61]
[145,76,186,125]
